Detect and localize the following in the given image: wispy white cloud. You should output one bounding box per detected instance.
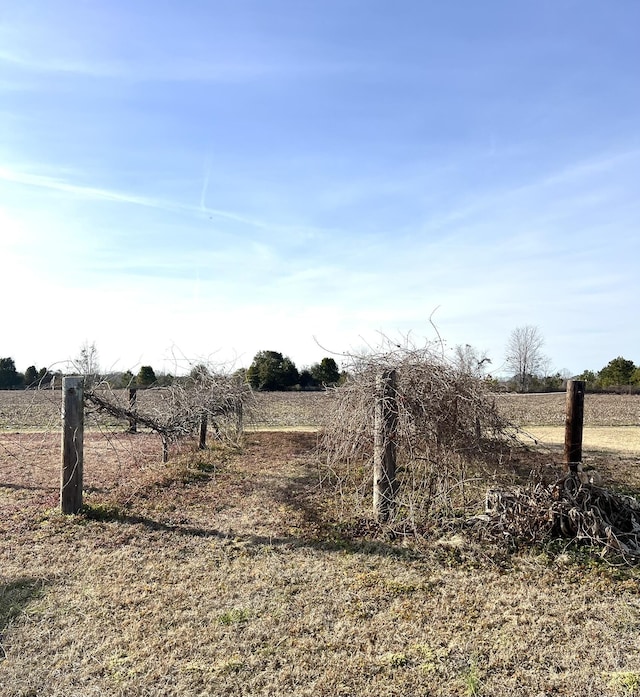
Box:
[0,164,282,231]
[1,1,638,375]
[0,48,291,82]
[541,148,640,188]
[0,6,365,85]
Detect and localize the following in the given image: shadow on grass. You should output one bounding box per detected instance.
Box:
[73,431,500,562]
[0,482,57,493]
[522,443,640,497]
[270,466,328,527]
[80,433,412,558]
[80,505,416,560]
[0,577,48,649]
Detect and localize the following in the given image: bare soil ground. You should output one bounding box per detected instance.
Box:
[3,388,638,430]
[495,392,640,427]
[1,391,640,696]
[0,389,335,432]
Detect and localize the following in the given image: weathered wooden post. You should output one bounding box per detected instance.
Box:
[128,387,138,433]
[61,376,84,514]
[564,379,585,472]
[236,400,243,437]
[199,412,208,449]
[373,369,398,522]
[162,436,169,463]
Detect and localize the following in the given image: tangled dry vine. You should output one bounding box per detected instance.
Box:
[319,337,640,564]
[320,337,517,535]
[84,367,252,447]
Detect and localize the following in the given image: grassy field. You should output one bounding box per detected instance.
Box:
[1,391,640,696]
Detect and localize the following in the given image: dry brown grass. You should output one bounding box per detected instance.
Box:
[0,431,639,696]
[522,426,640,454]
[1,391,640,696]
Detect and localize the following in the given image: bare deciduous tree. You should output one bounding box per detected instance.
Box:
[504,325,546,392]
[73,341,101,387]
[452,344,492,378]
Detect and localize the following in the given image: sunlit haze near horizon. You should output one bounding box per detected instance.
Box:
[1,1,639,377]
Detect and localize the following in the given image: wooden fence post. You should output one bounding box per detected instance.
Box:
[199,413,208,449]
[564,379,585,472]
[128,387,138,433]
[162,436,169,463]
[236,401,243,437]
[374,369,398,522]
[61,376,84,514]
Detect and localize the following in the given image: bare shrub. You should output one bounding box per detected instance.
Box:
[85,365,252,448]
[320,338,516,535]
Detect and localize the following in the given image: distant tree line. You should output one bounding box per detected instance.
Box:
[4,336,637,395]
[0,358,175,390]
[244,351,342,391]
[456,326,640,394]
[0,358,56,389]
[574,356,640,392]
[0,349,343,392]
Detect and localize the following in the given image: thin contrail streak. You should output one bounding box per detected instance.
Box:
[199,154,212,211]
[0,164,276,230]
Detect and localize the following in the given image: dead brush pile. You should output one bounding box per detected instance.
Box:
[481,475,640,562]
[320,341,517,535]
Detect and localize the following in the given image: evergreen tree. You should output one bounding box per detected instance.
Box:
[24,366,39,387]
[120,371,135,388]
[574,369,599,389]
[298,369,317,389]
[246,351,299,390]
[310,357,340,386]
[598,356,636,387]
[0,358,22,389]
[37,367,53,387]
[136,365,157,387]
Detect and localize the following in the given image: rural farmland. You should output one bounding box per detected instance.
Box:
[3,2,639,694]
[1,390,640,696]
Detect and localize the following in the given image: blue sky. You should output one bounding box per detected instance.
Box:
[1,1,639,377]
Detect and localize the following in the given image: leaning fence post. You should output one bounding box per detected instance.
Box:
[128,387,138,433]
[199,413,208,449]
[564,379,585,472]
[236,401,243,437]
[61,375,84,514]
[373,369,398,522]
